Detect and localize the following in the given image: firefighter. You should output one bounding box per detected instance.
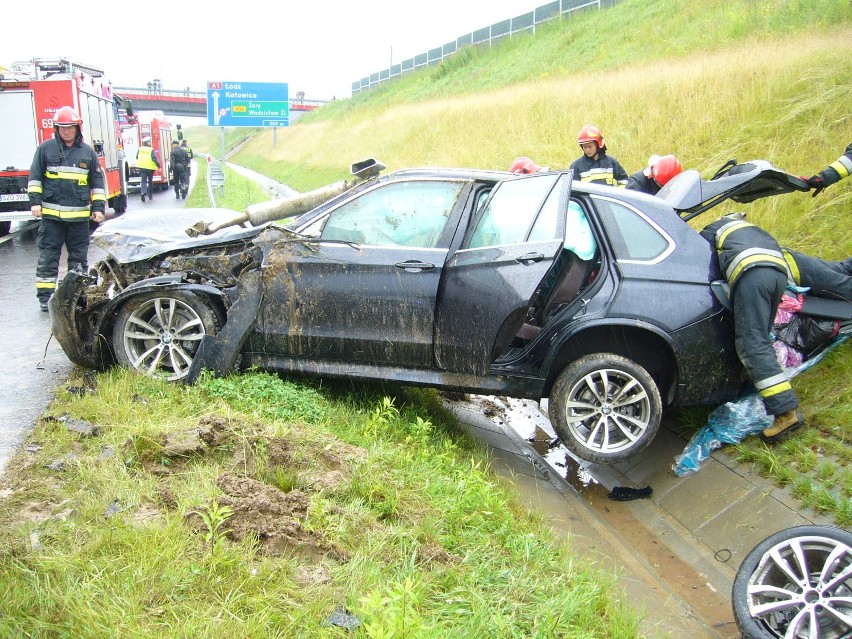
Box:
[136,136,160,202]
[701,215,851,442]
[626,154,683,195]
[181,139,194,181]
[28,106,106,312]
[170,140,189,199]
[806,142,852,197]
[509,157,541,174]
[569,125,629,187]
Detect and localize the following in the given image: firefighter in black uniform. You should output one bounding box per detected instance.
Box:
[626,154,683,195]
[170,140,189,199]
[701,215,851,442]
[569,125,629,187]
[806,142,852,196]
[28,106,106,312]
[181,138,194,183]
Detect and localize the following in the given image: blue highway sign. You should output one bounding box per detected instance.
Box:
[206,81,289,127]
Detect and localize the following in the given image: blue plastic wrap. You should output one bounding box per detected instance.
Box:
[672,335,848,476]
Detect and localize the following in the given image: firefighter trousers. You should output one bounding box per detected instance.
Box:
[36,217,90,302]
[140,169,155,198]
[785,249,852,301]
[732,267,798,416]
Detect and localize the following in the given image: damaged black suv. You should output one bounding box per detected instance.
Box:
[50,159,811,464]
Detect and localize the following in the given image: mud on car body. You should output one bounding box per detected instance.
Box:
[50,160,810,465]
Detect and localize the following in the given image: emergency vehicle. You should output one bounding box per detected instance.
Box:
[120,109,172,193]
[0,58,128,236]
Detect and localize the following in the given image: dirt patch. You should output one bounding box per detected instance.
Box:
[160,414,231,457]
[189,473,343,560]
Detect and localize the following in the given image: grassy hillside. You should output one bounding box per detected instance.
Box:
[187,0,851,522]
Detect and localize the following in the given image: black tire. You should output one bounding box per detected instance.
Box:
[0,221,10,237]
[112,290,223,382]
[732,525,852,639]
[549,353,662,464]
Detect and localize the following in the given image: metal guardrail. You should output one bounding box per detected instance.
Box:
[352,0,621,93]
[207,160,225,206]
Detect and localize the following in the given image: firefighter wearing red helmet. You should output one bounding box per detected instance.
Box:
[626,154,683,195]
[509,157,541,174]
[569,125,629,187]
[28,106,106,312]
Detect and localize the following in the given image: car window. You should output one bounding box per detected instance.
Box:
[466,174,560,248]
[320,180,465,247]
[591,195,673,262]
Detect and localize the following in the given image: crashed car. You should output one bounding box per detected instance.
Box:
[50,158,811,464]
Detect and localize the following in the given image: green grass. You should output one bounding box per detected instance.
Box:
[0,370,641,638]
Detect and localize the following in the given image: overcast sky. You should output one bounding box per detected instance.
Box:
[2,1,541,101]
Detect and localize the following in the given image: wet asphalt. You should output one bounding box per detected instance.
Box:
[0,178,194,475]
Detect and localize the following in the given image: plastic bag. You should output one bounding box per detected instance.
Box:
[672,335,848,477]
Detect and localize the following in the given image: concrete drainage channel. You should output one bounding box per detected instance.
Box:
[443,394,835,638]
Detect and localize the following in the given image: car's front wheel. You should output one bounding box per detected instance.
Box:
[549,353,662,464]
[732,525,852,639]
[113,291,222,382]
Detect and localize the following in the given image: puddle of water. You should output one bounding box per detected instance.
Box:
[481,395,740,638]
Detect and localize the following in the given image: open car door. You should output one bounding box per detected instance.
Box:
[657,159,810,221]
[434,172,571,376]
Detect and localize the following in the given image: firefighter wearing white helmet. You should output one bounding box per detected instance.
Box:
[28,106,106,312]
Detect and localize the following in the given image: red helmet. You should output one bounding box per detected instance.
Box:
[577,124,605,151]
[509,157,540,174]
[650,155,683,186]
[54,106,83,131]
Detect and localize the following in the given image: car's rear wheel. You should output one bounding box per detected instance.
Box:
[732,525,852,639]
[549,353,661,464]
[113,291,222,382]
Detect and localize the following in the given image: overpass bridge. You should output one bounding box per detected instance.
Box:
[113,87,325,122]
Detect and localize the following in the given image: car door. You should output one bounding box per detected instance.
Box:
[256,178,470,368]
[434,173,571,375]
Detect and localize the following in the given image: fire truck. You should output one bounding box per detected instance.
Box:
[0,58,128,236]
[120,109,172,193]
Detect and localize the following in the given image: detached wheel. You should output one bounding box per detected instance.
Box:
[549,353,661,464]
[113,291,222,382]
[732,525,852,639]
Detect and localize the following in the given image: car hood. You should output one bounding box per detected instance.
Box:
[92,208,269,263]
[656,160,810,221]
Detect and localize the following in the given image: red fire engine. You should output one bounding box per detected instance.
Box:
[0,58,128,235]
[120,108,173,193]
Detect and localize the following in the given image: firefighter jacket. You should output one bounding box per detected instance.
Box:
[569,151,629,187]
[170,146,188,170]
[181,144,193,161]
[700,217,792,290]
[625,169,660,195]
[28,132,106,221]
[816,142,852,187]
[136,145,160,171]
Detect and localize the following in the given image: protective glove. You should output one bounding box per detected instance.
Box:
[806,175,824,198]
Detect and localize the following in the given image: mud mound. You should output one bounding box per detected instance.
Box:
[211,473,343,559]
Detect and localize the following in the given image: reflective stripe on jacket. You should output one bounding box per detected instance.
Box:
[817,142,852,187]
[569,152,629,187]
[700,219,791,289]
[28,135,105,220]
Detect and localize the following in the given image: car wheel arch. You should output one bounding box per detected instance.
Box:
[542,321,678,403]
[99,283,228,355]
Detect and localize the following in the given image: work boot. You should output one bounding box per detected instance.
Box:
[39,300,49,313]
[761,408,805,443]
[141,194,146,202]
